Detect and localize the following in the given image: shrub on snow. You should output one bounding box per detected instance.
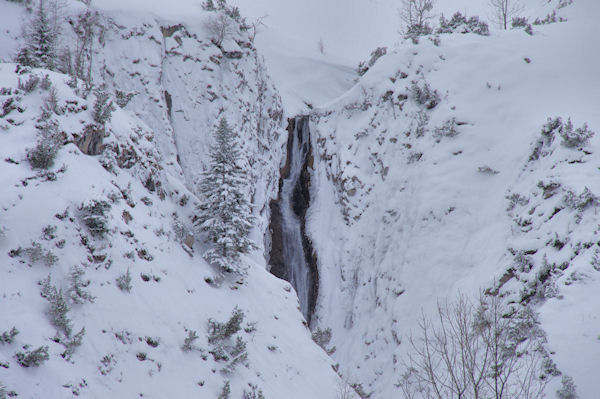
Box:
[559,118,594,148]
[18,74,40,93]
[433,117,460,139]
[556,376,579,399]
[15,345,49,367]
[92,90,115,126]
[437,12,490,36]
[0,327,19,344]
[208,307,249,374]
[357,47,387,77]
[410,80,440,109]
[27,122,60,169]
[115,268,132,292]
[530,117,595,161]
[41,275,72,336]
[68,265,95,304]
[79,200,111,238]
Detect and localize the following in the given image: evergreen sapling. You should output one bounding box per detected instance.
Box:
[16,0,58,70]
[195,118,256,274]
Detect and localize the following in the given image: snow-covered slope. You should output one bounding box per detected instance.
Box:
[2,0,599,398]
[308,1,600,397]
[0,2,343,398]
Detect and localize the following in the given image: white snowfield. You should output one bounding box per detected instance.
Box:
[0,0,599,398]
[306,1,600,398]
[0,1,341,398]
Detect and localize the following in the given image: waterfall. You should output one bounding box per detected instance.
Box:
[269,116,316,323]
[280,117,311,319]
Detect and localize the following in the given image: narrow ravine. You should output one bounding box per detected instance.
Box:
[269,116,318,323]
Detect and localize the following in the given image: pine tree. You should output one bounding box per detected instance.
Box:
[16,0,57,69]
[196,118,256,273]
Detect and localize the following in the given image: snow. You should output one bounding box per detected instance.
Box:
[307,1,600,397]
[1,0,599,398]
[0,2,343,397]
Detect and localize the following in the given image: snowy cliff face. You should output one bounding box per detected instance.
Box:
[76,6,286,249]
[308,1,600,398]
[0,3,341,399]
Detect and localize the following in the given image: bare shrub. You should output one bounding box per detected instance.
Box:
[489,0,524,30]
[204,12,235,47]
[400,0,435,39]
[400,294,553,399]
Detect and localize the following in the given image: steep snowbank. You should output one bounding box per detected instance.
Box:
[309,1,600,397]
[0,2,343,397]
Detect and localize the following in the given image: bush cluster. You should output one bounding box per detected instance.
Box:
[15,345,49,367]
[533,11,567,25]
[218,380,231,399]
[27,121,61,170]
[208,307,249,374]
[405,23,433,43]
[559,118,594,148]
[79,200,111,237]
[18,75,40,93]
[61,327,85,360]
[0,327,19,344]
[563,187,598,213]
[530,117,595,161]
[311,327,336,355]
[116,268,132,292]
[92,90,115,126]
[69,265,95,304]
[433,117,459,139]
[410,80,440,109]
[243,384,265,399]
[438,12,489,35]
[556,376,578,399]
[399,294,556,399]
[182,330,199,352]
[41,275,72,336]
[357,47,387,77]
[21,242,58,266]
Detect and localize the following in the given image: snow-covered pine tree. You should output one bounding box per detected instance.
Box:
[196,117,256,274]
[16,0,58,70]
